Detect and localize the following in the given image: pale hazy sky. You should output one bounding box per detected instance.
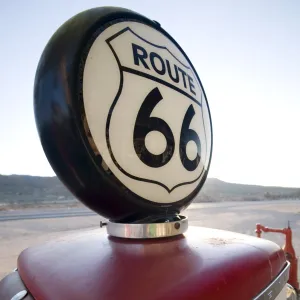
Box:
[0,1,299,187]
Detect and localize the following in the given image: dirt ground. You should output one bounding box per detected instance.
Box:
[0,216,100,279]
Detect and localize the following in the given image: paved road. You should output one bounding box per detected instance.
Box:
[1,199,299,252]
[0,200,299,221]
[0,209,96,221]
[1,200,299,239]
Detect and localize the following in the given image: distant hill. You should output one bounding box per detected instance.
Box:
[0,175,74,207]
[201,178,300,202]
[0,175,299,209]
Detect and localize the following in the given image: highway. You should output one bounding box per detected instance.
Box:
[0,208,96,222]
[1,200,299,237]
[1,199,299,252]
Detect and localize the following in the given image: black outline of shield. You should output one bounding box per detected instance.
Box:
[105,26,208,193]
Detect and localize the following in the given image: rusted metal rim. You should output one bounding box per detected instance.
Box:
[106,215,188,239]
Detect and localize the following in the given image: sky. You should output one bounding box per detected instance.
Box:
[0,0,299,187]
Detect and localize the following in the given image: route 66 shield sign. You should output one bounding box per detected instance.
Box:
[83,21,212,203]
[34,7,212,220]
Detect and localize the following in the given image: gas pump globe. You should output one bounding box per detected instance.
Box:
[0,7,296,300]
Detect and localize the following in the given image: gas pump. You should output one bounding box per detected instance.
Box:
[0,6,293,300]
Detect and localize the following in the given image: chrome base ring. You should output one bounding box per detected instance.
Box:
[107,215,188,239]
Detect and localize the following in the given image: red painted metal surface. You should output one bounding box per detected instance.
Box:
[256,223,299,291]
[17,226,286,300]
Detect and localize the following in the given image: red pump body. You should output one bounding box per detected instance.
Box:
[0,226,287,300]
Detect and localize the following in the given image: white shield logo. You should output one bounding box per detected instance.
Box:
[83,22,212,204]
